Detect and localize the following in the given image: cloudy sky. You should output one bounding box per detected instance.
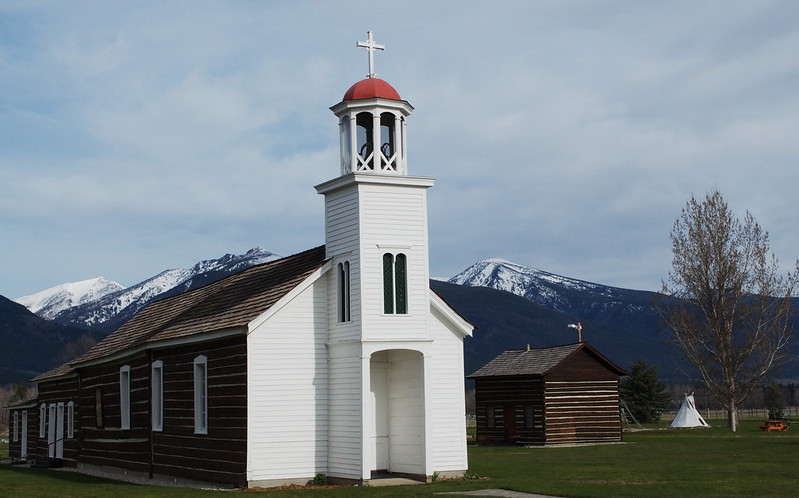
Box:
[2,1,798,299]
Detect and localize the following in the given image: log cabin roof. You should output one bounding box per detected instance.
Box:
[31,361,76,382]
[466,342,626,378]
[3,395,39,409]
[66,245,327,368]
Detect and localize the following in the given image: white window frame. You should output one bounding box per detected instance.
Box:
[151,360,164,431]
[67,401,74,439]
[47,403,56,458]
[21,410,28,458]
[120,365,131,430]
[193,355,208,434]
[39,403,46,438]
[12,411,18,442]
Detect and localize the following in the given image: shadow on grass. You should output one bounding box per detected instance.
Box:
[2,464,134,485]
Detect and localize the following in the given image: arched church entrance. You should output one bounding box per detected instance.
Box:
[369,349,425,478]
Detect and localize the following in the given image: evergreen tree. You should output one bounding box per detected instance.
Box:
[765,380,785,420]
[620,360,672,423]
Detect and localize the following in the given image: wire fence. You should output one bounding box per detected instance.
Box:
[660,406,799,420]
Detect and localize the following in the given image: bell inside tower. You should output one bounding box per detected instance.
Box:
[356,112,375,169]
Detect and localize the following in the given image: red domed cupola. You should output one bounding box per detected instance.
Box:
[343,77,401,101]
[330,31,414,176]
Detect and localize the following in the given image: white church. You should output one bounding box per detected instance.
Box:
[15,32,473,488]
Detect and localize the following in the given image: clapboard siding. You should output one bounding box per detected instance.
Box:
[326,343,362,479]
[324,186,360,258]
[428,305,469,472]
[358,183,430,341]
[247,277,330,483]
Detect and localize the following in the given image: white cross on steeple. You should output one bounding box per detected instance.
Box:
[357,31,384,78]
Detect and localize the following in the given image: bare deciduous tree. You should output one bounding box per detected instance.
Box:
[660,190,798,431]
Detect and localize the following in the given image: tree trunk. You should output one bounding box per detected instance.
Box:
[727,404,738,432]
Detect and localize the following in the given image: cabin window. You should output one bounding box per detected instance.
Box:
[47,404,56,457]
[382,253,407,314]
[95,387,104,429]
[67,401,74,439]
[120,365,131,430]
[39,403,46,438]
[486,406,496,428]
[12,411,18,442]
[21,411,28,458]
[152,360,164,431]
[193,355,208,434]
[337,261,351,322]
[524,405,534,429]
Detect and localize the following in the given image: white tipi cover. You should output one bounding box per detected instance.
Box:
[670,394,709,428]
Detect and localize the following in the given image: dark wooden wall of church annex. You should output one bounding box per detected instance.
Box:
[75,334,248,486]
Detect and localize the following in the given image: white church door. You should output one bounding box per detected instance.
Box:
[369,350,425,477]
[370,358,390,472]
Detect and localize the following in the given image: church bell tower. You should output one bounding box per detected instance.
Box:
[315,33,469,482]
[316,31,434,340]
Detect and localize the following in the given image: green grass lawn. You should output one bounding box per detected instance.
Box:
[1,419,797,497]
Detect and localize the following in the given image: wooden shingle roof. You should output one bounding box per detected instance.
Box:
[467,342,626,378]
[69,245,327,367]
[32,362,76,382]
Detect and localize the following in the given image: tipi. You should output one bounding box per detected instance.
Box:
[670,394,709,428]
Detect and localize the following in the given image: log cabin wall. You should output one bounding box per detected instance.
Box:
[151,335,247,486]
[474,376,545,445]
[78,352,150,473]
[76,335,248,486]
[543,349,622,444]
[7,405,36,460]
[35,376,80,465]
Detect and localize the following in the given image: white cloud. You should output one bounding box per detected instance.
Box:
[2,0,798,297]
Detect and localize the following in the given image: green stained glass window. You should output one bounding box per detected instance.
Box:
[395,253,407,314]
[383,253,394,314]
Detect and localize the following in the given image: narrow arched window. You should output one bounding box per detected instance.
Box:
[337,261,351,322]
[382,253,408,314]
[39,403,46,438]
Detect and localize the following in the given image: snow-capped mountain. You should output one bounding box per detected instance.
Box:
[449,258,626,314]
[15,277,125,320]
[27,248,281,333]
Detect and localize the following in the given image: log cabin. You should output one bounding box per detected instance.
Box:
[5,33,474,488]
[468,342,627,446]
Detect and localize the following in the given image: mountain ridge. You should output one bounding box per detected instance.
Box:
[16,247,280,333]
